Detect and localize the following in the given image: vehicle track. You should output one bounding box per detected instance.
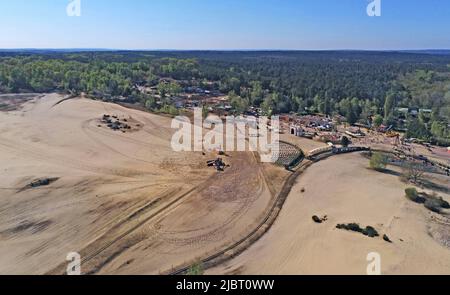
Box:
[45,166,221,275]
[165,149,370,275]
[154,153,265,238]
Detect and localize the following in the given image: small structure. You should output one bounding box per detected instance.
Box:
[290,124,315,139]
[290,125,303,137]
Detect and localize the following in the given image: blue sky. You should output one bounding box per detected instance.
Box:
[0,0,449,50]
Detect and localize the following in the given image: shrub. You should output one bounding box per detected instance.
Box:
[402,163,425,184]
[438,197,450,209]
[362,226,379,238]
[428,194,450,209]
[336,223,362,232]
[405,188,419,202]
[424,199,442,213]
[405,188,426,203]
[370,152,388,171]
[186,261,204,275]
[336,223,379,238]
[407,190,449,212]
[312,216,322,223]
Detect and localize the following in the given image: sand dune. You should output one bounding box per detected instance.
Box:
[0,94,282,274]
[208,153,450,275]
[1,94,448,275]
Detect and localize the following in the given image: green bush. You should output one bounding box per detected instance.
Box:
[405,188,419,202]
[405,188,426,203]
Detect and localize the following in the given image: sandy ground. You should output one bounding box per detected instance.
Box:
[2,93,448,275]
[0,94,283,275]
[208,153,450,275]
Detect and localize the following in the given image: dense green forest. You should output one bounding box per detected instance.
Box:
[0,50,449,144]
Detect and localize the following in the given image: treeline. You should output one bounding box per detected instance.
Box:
[0,50,449,143]
[0,56,199,95]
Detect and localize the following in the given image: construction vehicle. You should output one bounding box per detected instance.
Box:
[386,131,399,138]
[207,158,227,171]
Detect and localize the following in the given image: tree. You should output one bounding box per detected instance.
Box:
[145,97,156,110]
[229,91,248,115]
[250,81,263,106]
[202,105,209,119]
[157,82,168,98]
[370,152,388,171]
[406,118,430,140]
[431,121,448,139]
[373,115,383,128]
[339,98,358,124]
[261,94,275,116]
[384,93,395,123]
[168,81,182,96]
[405,188,420,202]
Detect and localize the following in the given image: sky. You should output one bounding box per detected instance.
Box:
[0,0,449,50]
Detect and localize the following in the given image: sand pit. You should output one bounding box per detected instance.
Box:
[208,153,450,275]
[0,94,282,275]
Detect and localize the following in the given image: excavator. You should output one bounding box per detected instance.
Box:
[207,158,227,171]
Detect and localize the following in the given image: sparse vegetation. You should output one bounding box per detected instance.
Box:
[186,261,204,275]
[312,216,322,223]
[1,51,449,142]
[336,223,379,238]
[405,189,449,213]
[402,163,425,184]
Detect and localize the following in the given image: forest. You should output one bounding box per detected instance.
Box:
[0,50,449,144]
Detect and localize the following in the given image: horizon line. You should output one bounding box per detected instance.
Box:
[1,48,450,52]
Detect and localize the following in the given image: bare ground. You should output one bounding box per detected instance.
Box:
[0,94,285,274]
[208,153,450,275]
